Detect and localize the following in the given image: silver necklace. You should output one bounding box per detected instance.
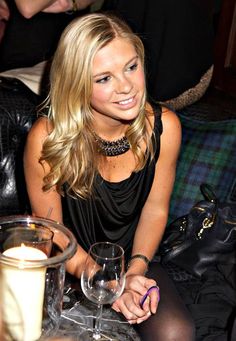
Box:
[93,131,130,156]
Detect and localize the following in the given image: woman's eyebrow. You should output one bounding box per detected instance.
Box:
[93,55,139,78]
[124,55,139,66]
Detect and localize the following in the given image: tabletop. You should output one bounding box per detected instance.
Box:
[56,280,140,341]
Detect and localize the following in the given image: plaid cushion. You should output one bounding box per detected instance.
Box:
[169,113,236,222]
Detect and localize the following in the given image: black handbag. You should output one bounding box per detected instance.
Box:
[160,184,236,277]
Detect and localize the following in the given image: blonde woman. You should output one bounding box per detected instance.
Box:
[24,13,195,340]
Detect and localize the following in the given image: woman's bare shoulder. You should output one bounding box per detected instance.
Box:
[161,106,181,131]
[28,116,52,143]
[24,117,52,171]
[159,106,181,156]
[145,102,180,131]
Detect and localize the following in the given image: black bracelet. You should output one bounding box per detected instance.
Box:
[128,254,150,268]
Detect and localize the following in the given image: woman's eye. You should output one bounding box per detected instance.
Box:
[127,63,138,72]
[95,76,111,84]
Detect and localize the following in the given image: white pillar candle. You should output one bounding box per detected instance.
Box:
[2,245,47,341]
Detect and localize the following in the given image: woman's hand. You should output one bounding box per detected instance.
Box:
[112,274,159,324]
[42,0,97,13]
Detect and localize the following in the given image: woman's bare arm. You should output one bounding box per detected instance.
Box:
[24,117,62,221]
[23,117,89,277]
[127,108,181,276]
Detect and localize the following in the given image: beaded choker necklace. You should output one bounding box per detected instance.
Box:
[93,132,130,157]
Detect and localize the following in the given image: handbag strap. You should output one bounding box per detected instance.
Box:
[196,184,218,240]
[200,183,218,204]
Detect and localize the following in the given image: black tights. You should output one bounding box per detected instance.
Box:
[134,263,196,341]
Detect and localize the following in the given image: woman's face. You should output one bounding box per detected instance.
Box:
[90,37,145,126]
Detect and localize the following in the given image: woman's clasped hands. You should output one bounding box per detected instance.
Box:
[112,274,160,325]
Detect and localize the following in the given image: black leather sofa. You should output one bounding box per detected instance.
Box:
[0,77,40,216]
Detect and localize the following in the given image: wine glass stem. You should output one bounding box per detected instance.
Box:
[93,304,103,340]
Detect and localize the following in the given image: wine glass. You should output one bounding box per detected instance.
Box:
[80,242,126,340]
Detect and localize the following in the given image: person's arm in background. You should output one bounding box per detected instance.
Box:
[0,0,9,19]
[14,0,98,18]
[0,0,9,42]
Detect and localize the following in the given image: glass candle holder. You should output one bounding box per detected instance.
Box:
[0,215,77,341]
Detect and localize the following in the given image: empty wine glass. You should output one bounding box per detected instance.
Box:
[80,242,126,340]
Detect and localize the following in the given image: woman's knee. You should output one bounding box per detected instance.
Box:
[162,314,196,341]
[135,313,195,341]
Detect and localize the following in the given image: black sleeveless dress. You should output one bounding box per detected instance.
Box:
[63,106,163,257]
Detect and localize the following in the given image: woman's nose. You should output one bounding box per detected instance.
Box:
[115,76,133,93]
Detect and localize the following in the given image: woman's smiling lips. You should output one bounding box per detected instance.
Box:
[119,97,133,105]
[114,96,137,108]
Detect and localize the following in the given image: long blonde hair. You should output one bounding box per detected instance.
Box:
[40,13,155,198]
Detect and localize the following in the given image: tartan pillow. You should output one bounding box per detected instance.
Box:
[168,113,236,222]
